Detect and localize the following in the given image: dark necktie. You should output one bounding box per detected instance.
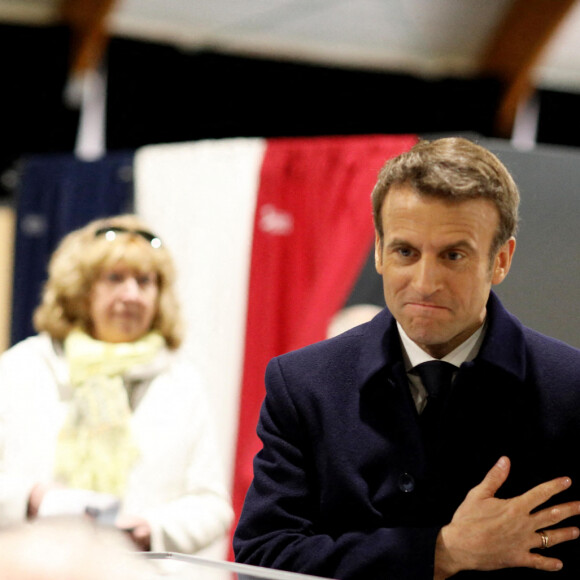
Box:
[415,360,456,438]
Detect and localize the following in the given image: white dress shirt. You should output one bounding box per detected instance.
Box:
[397,321,487,413]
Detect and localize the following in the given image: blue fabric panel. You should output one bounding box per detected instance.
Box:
[11,151,134,345]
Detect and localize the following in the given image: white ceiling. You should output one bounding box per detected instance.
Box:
[3,0,580,93]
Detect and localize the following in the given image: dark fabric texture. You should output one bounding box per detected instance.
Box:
[234,291,580,579]
[416,360,456,461]
[415,360,456,400]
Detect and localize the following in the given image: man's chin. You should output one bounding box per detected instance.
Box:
[405,326,452,354]
[405,321,446,342]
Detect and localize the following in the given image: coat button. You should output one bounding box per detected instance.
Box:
[398,472,415,492]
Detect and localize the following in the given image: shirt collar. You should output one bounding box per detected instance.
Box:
[397,320,487,372]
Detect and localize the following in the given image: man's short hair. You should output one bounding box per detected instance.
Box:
[372,137,520,256]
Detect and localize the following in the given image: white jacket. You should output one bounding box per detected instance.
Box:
[0,334,233,554]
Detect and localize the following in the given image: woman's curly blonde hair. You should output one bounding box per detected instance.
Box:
[33,214,183,349]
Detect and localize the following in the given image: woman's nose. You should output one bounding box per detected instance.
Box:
[118,277,141,299]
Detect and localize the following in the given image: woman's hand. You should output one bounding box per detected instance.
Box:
[27,482,62,519]
[115,514,152,551]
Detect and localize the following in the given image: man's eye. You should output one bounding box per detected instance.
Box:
[397,247,414,258]
[447,251,463,261]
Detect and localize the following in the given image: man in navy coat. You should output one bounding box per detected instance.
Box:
[234,137,580,579]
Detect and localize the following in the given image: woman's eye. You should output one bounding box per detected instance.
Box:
[137,274,156,286]
[106,272,124,283]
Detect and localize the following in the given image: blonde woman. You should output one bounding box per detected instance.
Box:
[0,215,233,554]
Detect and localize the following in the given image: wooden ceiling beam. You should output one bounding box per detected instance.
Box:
[59,0,118,77]
[479,0,578,137]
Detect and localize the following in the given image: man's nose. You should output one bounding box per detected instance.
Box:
[411,256,441,296]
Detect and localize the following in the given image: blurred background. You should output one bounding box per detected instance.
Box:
[2,0,580,346]
[2,1,580,555]
[4,0,580,343]
[2,0,580,193]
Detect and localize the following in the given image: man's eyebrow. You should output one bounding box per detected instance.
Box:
[384,238,476,252]
[385,237,412,249]
[440,239,476,252]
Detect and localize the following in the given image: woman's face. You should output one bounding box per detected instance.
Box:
[88,263,159,343]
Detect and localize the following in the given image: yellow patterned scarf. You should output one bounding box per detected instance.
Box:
[54,329,165,495]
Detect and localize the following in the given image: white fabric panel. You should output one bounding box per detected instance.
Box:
[134,138,266,494]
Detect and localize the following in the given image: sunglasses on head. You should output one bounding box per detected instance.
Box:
[94,226,162,249]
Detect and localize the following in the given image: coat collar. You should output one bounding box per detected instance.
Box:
[477,291,527,382]
[356,290,527,391]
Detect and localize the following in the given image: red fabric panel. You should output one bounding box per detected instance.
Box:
[231,135,417,556]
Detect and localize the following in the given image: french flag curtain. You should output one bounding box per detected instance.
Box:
[11,135,416,558]
[134,134,417,557]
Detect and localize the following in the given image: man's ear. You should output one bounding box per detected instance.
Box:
[491,237,516,285]
[374,232,383,274]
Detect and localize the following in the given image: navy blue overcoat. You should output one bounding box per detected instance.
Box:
[235,292,580,579]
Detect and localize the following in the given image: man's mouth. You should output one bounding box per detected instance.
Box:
[406,302,449,313]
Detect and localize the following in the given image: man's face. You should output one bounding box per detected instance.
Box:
[375,183,515,358]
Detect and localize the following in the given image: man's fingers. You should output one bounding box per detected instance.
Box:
[524,552,564,573]
[468,456,511,500]
[517,476,574,513]
[532,527,580,552]
[445,457,580,575]
[533,501,580,531]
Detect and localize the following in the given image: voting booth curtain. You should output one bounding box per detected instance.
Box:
[11,134,417,556]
